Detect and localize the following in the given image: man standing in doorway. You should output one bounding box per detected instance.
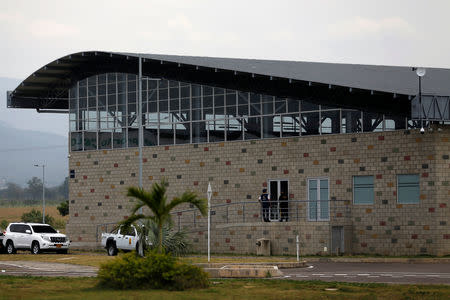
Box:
[259,189,270,222]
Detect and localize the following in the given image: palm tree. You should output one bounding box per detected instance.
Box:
[121,179,207,253]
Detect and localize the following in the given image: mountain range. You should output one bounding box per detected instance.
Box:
[0,77,68,187]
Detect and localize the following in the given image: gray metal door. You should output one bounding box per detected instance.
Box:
[331,226,344,254]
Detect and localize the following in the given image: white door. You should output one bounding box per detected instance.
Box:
[115,229,127,249]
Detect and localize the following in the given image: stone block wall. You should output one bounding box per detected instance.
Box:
[67,126,450,255]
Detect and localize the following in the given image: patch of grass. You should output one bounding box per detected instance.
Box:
[0,277,449,300]
[0,252,114,268]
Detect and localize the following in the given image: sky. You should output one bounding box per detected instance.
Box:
[1,0,450,136]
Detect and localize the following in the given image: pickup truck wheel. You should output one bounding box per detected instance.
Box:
[31,241,40,254]
[107,243,117,256]
[6,241,16,254]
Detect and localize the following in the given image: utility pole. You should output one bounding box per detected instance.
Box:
[34,164,45,223]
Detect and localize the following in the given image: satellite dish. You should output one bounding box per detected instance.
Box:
[416,67,426,77]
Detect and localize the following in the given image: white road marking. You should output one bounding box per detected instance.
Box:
[357,274,370,276]
[312,273,324,276]
[334,274,347,276]
[307,266,314,269]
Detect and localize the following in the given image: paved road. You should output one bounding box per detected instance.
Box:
[0,261,97,277]
[282,262,450,284]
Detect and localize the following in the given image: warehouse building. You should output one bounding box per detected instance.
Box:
[7,51,450,255]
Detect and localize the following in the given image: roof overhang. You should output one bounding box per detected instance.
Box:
[7,51,450,117]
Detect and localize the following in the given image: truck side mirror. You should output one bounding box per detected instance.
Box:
[25,230,31,234]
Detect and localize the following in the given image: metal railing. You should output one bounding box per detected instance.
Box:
[95,199,351,241]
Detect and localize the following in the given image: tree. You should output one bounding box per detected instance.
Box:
[4,182,24,200]
[58,177,69,199]
[26,177,43,201]
[121,179,207,253]
[57,200,69,216]
[139,219,191,256]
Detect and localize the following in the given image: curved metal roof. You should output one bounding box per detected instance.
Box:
[7,51,450,116]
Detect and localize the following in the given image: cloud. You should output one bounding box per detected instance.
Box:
[328,16,415,39]
[29,20,80,38]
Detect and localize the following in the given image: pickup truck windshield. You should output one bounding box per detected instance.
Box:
[32,225,57,233]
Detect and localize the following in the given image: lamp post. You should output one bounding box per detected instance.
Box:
[33,164,45,223]
[207,183,212,262]
[413,67,426,132]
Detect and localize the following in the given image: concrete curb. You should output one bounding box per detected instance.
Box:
[304,257,450,264]
[204,265,283,278]
[197,261,307,278]
[195,261,307,269]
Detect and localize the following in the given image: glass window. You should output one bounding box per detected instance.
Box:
[170,86,179,99]
[70,132,83,151]
[281,114,300,137]
[203,86,213,96]
[170,98,179,112]
[128,128,138,147]
[181,86,190,98]
[192,121,207,143]
[238,105,248,117]
[398,174,420,204]
[175,123,190,144]
[275,99,287,114]
[208,119,225,143]
[244,116,261,140]
[301,112,319,135]
[226,91,236,107]
[99,132,112,149]
[302,101,319,112]
[321,110,340,134]
[159,123,174,145]
[113,128,126,149]
[238,92,248,105]
[308,178,329,221]
[118,81,126,94]
[192,97,201,109]
[353,176,374,204]
[98,74,106,84]
[263,116,278,138]
[342,110,362,133]
[287,99,299,113]
[203,96,212,108]
[363,112,383,132]
[262,101,273,115]
[117,73,126,82]
[83,131,97,151]
[144,128,158,146]
[227,118,244,141]
[214,93,224,107]
[127,80,136,92]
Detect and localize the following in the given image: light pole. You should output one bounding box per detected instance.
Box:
[207,183,212,262]
[33,164,45,223]
[413,67,426,132]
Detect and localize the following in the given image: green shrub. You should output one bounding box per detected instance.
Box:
[0,219,8,230]
[21,209,55,226]
[98,251,209,290]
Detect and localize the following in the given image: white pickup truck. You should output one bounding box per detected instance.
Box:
[0,231,4,253]
[101,225,139,256]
